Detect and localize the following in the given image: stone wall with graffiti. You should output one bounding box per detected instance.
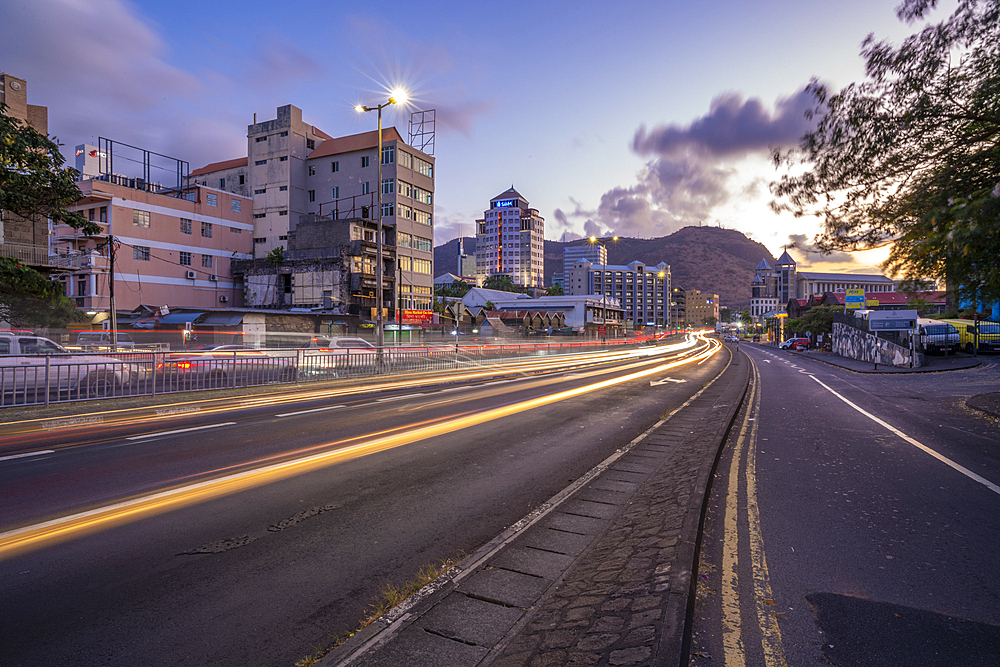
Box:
[833,322,921,368]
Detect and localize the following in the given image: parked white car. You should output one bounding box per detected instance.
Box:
[0,332,133,400]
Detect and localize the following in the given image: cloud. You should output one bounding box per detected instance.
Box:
[787,234,857,264]
[632,89,814,158]
[560,88,816,239]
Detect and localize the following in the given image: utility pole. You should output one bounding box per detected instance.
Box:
[108,235,118,352]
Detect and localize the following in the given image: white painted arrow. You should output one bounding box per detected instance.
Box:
[650,377,687,386]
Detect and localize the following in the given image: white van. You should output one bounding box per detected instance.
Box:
[902,318,961,355]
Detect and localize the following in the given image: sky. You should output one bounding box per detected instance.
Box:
[1,0,942,273]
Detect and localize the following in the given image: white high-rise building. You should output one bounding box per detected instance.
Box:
[474,187,544,288]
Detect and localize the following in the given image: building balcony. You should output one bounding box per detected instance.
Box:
[49,253,108,271]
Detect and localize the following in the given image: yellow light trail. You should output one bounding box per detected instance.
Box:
[0,337,718,560]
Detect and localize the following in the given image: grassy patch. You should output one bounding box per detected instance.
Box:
[294,554,463,667]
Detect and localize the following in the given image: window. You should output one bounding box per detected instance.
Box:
[308,190,316,202]
[381,145,394,164]
[331,186,339,199]
[308,165,315,176]
[88,208,95,221]
[412,236,433,252]
[279,185,288,191]
[413,209,432,226]
[255,136,267,143]
[206,193,218,207]
[231,199,241,212]
[361,182,370,195]
[382,178,394,195]
[361,156,369,168]
[398,151,412,169]
[397,232,411,248]
[279,131,288,137]
[202,255,213,268]
[179,252,192,266]
[381,202,394,217]
[220,178,226,189]
[399,256,412,271]
[279,210,288,216]
[278,235,287,240]
[306,138,315,150]
[255,160,266,166]
[239,175,245,185]
[279,156,288,162]
[180,218,192,234]
[202,221,213,238]
[413,258,432,275]
[231,226,242,233]
[77,279,86,296]
[100,206,107,223]
[254,237,266,244]
[133,246,150,261]
[186,192,196,202]
[253,213,266,219]
[254,188,266,195]
[133,210,150,227]
[331,161,339,172]
[414,156,433,178]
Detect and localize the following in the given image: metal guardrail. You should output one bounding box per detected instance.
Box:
[0,337,673,408]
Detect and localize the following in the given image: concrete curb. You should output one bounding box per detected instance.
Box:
[782,348,981,374]
[967,392,1000,419]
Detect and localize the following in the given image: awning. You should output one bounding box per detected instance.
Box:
[157,311,206,324]
[199,312,246,327]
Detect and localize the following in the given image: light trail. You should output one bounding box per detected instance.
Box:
[0,338,719,561]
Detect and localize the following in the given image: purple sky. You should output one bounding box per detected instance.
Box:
[2,0,929,272]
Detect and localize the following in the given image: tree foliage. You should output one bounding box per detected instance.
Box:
[1,103,100,236]
[0,257,87,328]
[436,280,471,298]
[483,274,523,293]
[771,0,1000,305]
[545,283,564,296]
[786,305,842,340]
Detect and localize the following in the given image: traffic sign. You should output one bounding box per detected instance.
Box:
[845,288,865,310]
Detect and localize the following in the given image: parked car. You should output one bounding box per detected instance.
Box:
[779,337,809,350]
[298,337,391,377]
[0,332,133,400]
[75,331,136,350]
[155,347,297,388]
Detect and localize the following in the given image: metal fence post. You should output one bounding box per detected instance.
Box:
[44,355,51,408]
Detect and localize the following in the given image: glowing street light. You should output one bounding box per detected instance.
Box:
[355,89,406,358]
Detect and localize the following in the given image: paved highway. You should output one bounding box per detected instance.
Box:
[692,344,1000,667]
[0,335,724,667]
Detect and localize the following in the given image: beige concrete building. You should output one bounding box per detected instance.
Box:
[686,289,720,326]
[193,105,435,324]
[475,187,545,289]
[566,259,671,328]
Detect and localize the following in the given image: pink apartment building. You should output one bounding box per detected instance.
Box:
[52,176,253,312]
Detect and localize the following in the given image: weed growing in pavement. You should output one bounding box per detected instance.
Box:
[293,554,464,667]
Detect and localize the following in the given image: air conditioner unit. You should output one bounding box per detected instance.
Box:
[219,295,229,303]
[209,274,218,281]
[185,270,197,279]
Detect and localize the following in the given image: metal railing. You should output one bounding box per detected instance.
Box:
[1,336,678,408]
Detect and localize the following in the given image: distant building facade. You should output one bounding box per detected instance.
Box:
[475,187,545,288]
[566,259,671,328]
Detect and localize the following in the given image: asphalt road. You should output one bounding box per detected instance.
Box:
[692,344,1000,667]
[0,338,725,667]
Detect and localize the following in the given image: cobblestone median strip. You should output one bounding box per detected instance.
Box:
[326,350,750,667]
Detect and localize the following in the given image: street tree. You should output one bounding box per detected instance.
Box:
[1,103,100,236]
[0,257,86,328]
[545,284,564,296]
[771,0,1000,306]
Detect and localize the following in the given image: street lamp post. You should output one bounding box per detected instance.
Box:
[356,90,406,359]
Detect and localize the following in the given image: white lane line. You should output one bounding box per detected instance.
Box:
[0,450,56,463]
[277,405,346,417]
[375,393,426,403]
[811,376,1000,496]
[439,387,464,392]
[125,422,237,441]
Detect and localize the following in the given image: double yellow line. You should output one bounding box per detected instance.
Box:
[721,355,787,667]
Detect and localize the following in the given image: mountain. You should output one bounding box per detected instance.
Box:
[433,226,773,310]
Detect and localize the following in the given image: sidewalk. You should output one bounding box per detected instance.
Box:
[780,346,982,374]
[322,350,751,667]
